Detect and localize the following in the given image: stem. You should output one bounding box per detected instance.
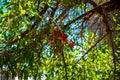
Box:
[61,50,68,80]
[102,9,116,79]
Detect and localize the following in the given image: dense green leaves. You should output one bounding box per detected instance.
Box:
[0,0,120,80]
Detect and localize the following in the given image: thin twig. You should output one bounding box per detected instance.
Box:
[76,33,108,64]
[61,50,68,80]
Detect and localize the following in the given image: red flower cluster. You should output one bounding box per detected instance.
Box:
[50,29,77,54]
[58,31,68,44]
[50,29,68,44]
[52,29,58,38]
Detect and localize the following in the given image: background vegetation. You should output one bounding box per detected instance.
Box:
[0,0,120,80]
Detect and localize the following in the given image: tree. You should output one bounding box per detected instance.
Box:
[0,0,120,79]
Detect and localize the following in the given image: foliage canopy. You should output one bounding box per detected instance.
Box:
[0,0,120,80]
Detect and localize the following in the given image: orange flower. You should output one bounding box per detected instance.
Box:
[60,31,68,39]
[52,29,58,37]
[62,39,68,44]
[60,31,68,44]
[56,50,61,54]
[58,35,63,40]
[69,40,77,48]
[49,39,53,44]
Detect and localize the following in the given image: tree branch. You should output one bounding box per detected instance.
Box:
[102,7,117,79]
[76,33,108,64]
[55,3,72,22]
[63,1,117,28]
